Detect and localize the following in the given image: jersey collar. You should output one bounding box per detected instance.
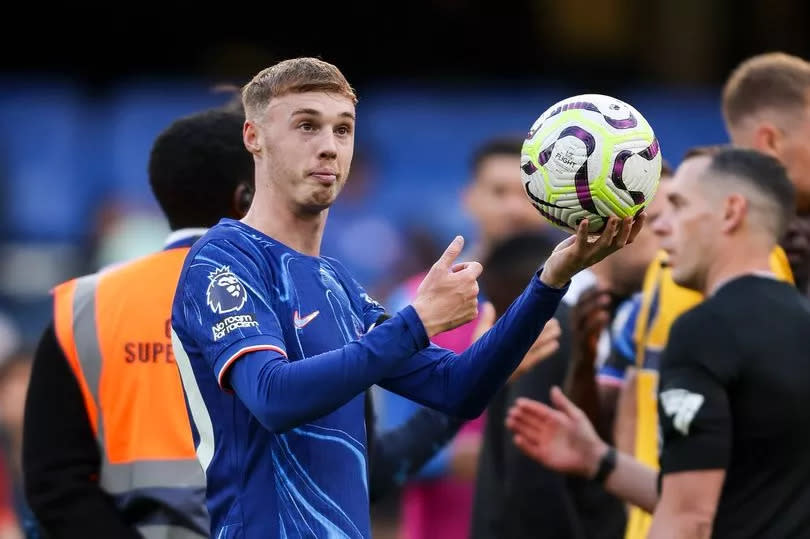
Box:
[163,228,208,250]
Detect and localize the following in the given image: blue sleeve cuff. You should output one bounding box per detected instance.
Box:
[397,305,430,349]
[214,334,288,391]
[532,267,571,295]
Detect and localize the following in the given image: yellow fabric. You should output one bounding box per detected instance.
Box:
[623,247,793,539]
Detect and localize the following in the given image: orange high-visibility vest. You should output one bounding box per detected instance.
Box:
[52,245,208,539]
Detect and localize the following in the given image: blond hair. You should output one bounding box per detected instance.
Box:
[241,57,357,120]
[722,52,810,130]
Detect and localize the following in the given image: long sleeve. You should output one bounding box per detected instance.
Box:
[379,275,567,418]
[22,323,141,539]
[228,306,430,433]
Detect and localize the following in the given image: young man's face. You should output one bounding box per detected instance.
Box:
[465,154,545,247]
[652,156,717,291]
[246,91,356,214]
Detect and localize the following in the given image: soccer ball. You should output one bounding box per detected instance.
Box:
[520,94,662,233]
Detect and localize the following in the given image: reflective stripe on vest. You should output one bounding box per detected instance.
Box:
[54,249,208,539]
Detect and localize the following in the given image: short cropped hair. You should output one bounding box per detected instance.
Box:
[706,148,795,239]
[149,108,252,230]
[722,53,810,130]
[242,57,357,120]
[469,135,525,177]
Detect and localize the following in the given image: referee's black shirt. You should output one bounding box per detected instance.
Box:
[659,275,810,538]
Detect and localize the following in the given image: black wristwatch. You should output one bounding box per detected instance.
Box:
[592,446,617,484]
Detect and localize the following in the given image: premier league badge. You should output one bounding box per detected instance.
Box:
[207,266,248,314]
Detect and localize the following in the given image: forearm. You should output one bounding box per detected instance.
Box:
[231,307,429,432]
[602,451,659,513]
[381,276,566,417]
[369,408,464,502]
[648,513,713,539]
[646,469,724,539]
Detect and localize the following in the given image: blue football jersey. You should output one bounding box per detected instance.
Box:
[171,219,385,538]
[171,218,568,538]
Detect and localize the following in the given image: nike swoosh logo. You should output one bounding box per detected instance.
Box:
[293,310,320,329]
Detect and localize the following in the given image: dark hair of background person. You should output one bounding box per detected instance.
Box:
[148,108,253,230]
[470,136,526,177]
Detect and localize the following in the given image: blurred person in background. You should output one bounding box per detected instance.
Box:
[558,163,671,461]
[471,231,625,539]
[780,213,810,295]
[565,164,673,441]
[508,148,810,538]
[22,107,255,539]
[468,156,670,538]
[0,315,24,539]
[469,161,668,538]
[723,53,810,217]
[0,349,32,539]
[723,52,810,297]
[378,135,555,539]
[0,457,20,539]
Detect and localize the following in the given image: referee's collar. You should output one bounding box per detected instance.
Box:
[163,228,208,250]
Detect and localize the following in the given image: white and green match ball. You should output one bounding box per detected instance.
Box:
[521,94,662,233]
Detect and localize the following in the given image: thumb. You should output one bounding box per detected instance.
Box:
[471,301,496,342]
[550,386,582,420]
[432,235,464,272]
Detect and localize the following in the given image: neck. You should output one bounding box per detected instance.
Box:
[242,190,327,256]
[704,242,773,296]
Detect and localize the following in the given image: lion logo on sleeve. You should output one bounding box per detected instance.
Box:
[207,266,248,314]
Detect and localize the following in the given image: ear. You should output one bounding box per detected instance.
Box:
[233,183,254,218]
[243,120,262,155]
[751,123,782,159]
[721,193,748,234]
